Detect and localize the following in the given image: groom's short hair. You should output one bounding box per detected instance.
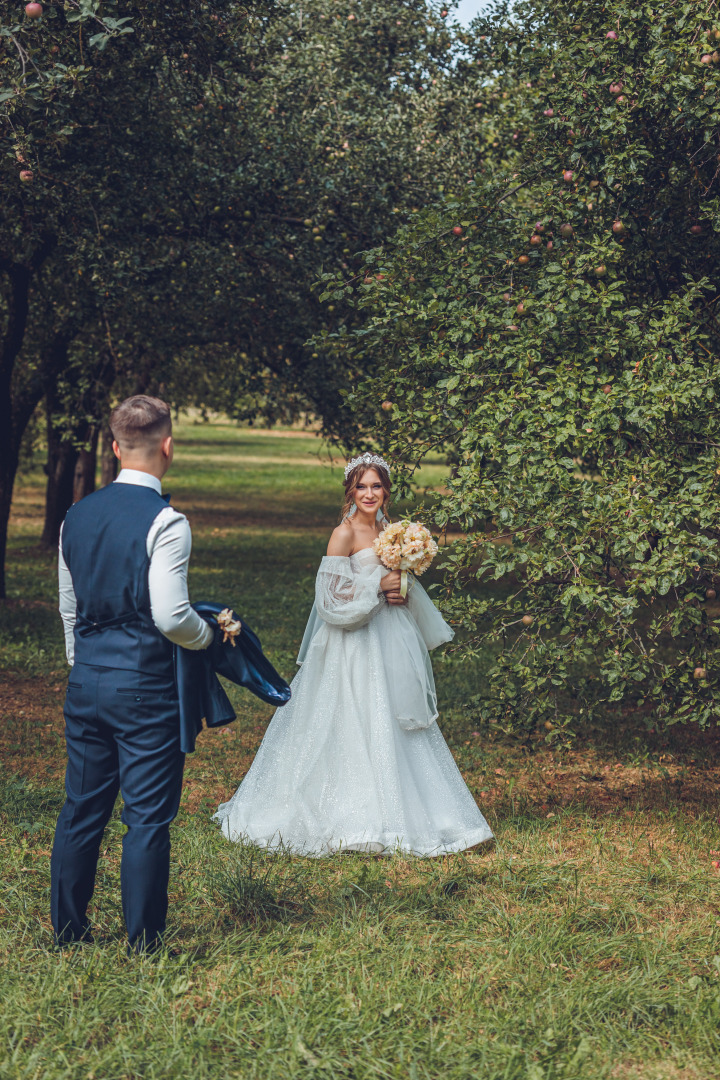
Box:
[110,395,172,452]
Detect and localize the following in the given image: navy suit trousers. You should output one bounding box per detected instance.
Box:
[51,663,185,951]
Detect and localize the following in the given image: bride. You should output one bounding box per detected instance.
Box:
[214,453,493,856]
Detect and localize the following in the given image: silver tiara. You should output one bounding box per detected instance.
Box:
[344,452,391,480]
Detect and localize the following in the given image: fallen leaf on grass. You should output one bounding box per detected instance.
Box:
[381,1003,403,1019]
[294,1038,320,1067]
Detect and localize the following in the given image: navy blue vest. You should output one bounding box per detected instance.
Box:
[62,482,175,678]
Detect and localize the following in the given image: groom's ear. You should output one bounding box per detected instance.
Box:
[161,434,174,461]
[112,440,122,462]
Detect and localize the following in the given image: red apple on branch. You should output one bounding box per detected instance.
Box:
[19,170,34,182]
[612,220,627,236]
[559,223,574,238]
[452,226,463,236]
[606,30,618,40]
[563,169,574,182]
[25,2,43,17]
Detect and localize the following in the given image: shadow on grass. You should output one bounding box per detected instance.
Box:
[210,841,498,933]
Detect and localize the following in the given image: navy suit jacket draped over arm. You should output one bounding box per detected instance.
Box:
[174,602,291,754]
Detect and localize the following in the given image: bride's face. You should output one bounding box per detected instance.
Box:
[353,468,385,518]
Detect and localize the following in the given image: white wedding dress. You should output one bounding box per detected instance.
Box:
[214,548,493,856]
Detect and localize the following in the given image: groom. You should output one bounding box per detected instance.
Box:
[51,395,215,954]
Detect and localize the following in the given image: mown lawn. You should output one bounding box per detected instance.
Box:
[1,418,719,1080]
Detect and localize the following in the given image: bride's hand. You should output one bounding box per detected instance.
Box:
[380,570,402,594]
[381,570,407,606]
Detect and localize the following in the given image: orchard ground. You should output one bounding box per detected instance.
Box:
[1,418,719,1080]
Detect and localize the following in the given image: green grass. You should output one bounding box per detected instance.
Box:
[1,418,719,1080]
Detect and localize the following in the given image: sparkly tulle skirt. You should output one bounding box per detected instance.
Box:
[214,551,493,857]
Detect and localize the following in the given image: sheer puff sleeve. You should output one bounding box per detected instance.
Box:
[296,555,386,665]
[314,555,386,628]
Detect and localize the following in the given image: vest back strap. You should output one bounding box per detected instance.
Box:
[76,611,142,637]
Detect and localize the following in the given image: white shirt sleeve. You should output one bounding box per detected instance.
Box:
[58,522,77,666]
[146,506,214,650]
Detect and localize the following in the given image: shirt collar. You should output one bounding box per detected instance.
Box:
[114,468,163,496]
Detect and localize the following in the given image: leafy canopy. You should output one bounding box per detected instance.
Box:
[0,0,494,592]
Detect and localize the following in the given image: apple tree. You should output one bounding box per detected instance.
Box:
[1,0,274,593]
[321,0,720,737]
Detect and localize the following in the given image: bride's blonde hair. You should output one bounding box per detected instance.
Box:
[340,463,392,524]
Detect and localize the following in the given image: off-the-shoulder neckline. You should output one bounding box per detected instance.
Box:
[323,548,379,559]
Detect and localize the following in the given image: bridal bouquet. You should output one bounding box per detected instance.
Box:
[374,521,438,598]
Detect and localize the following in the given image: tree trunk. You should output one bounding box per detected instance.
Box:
[0,450,19,601]
[0,244,66,598]
[99,426,118,486]
[73,426,99,503]
[0,263,32,600]
[41,454,78,549]
[40,388,82,550]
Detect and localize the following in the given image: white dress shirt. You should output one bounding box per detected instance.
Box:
[58,468,214,665]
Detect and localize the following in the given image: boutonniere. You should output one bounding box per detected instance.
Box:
[216,608,242,646]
